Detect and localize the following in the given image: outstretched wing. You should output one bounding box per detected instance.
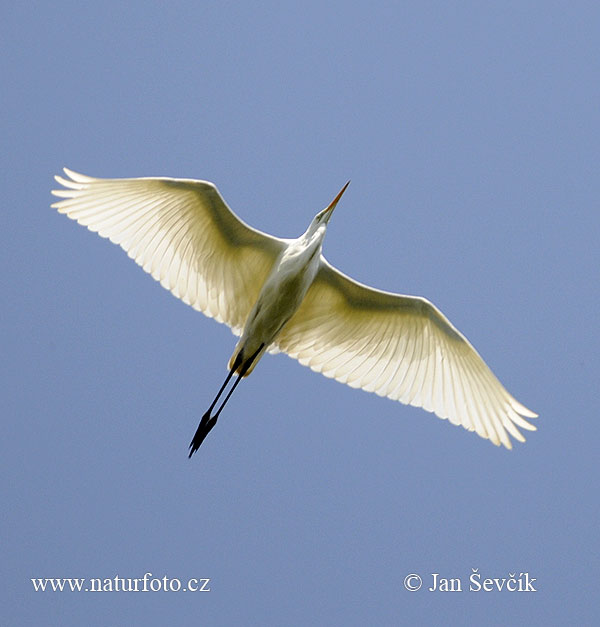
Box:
[275,257,537,448]
[52,169,285,335]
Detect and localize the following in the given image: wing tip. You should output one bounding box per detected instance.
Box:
[51,168,91,200]
[509,396,538,419]
[62,167,96,183]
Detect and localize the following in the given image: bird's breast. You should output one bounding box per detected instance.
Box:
[242,247,321,346]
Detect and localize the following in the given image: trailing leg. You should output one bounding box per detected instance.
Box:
[188,343,264,457]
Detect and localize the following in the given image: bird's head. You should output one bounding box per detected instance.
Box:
[307,181,350,236]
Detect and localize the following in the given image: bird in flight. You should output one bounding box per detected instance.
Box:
[52,169,537,456]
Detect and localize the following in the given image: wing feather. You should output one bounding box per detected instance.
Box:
[276,257,537,448]
[52,169,285,335]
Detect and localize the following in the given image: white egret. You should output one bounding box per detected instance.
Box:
[51,169,537,456]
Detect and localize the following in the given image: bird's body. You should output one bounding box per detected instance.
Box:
[51,169,537,455]
[229,184,346,377]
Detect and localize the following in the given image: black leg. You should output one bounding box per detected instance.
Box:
[188,352,242,458]
[188,344,264,458]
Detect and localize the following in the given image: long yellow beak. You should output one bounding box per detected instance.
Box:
[322,180,350,221]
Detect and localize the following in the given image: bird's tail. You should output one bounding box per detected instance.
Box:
[228,342,266,377]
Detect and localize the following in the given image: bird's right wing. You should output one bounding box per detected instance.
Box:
[52,169,285,335]
[275,258,537,448]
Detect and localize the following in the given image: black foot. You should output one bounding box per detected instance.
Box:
[188,411,218,458]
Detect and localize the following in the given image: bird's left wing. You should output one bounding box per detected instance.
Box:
[275,257,537,448]
[52,169,285,335]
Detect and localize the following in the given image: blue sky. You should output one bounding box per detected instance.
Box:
[3,1,599,624]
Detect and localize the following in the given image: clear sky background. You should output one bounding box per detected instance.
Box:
[3,1,599,625]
